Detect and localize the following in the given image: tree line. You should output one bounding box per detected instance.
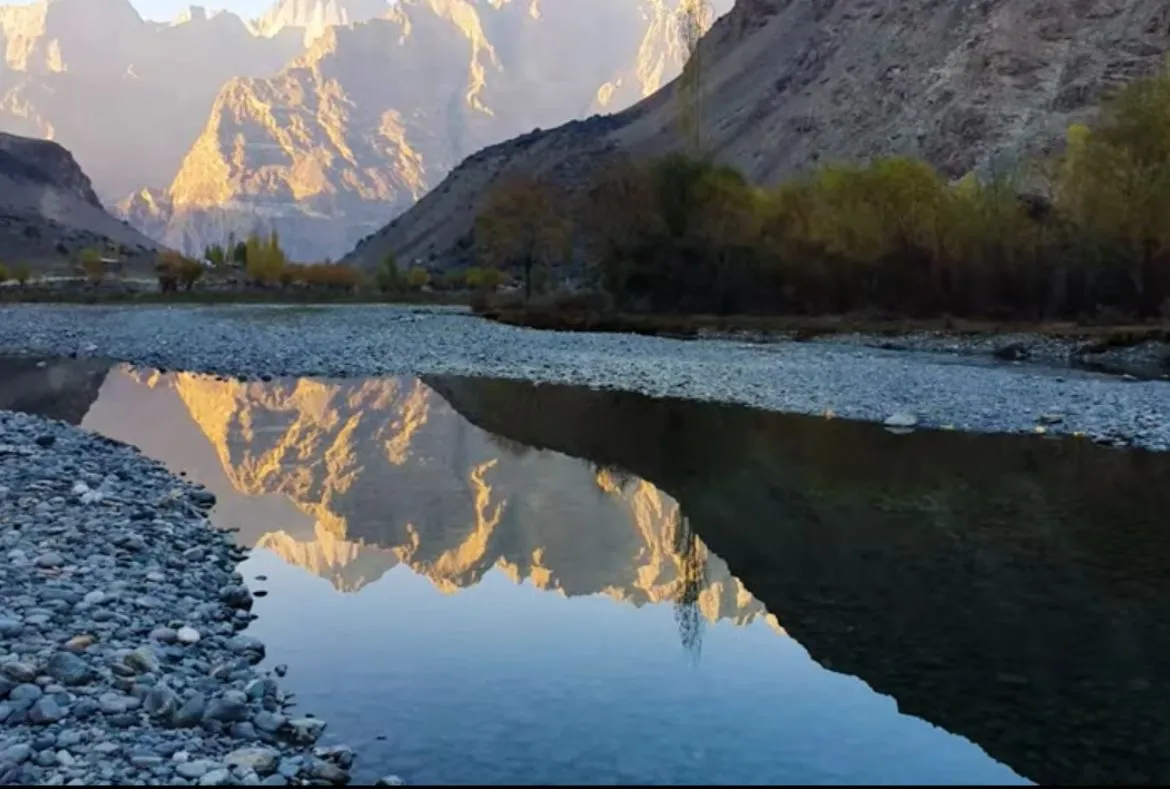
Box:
[472,68,1170,321]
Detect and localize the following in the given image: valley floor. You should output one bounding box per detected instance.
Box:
[0,304,1166,452]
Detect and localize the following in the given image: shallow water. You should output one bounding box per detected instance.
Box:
[8,357,1170,785]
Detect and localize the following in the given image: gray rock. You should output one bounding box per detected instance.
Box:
[171,692,206,728]
[198,767,232,785]
[252,711,286,733]
[203,691,248,723]
[9,683,43,702]
[175,760,216,780]
[282,717,326,744]
[45,652,94,686]
[27,696,65,724]
[1,662,37,683]
[305,758,349,784]
[225,747,279,776]
[176,626,201,645]
[375,776,405,786]
[0,744,31,767]
[124,645,161,674]
[34,552,65,568]
[145,685,179,719]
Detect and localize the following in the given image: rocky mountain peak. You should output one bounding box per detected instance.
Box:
[253,0,390,44]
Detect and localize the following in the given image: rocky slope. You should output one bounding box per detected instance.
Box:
[252,0,390,45]
[121,0,731,262]
[0,132,161,270]
[0,0,331,201]
[346,0,1170,270]
[75,366,777,636]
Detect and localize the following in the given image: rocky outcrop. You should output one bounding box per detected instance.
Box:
[252,0,390,45]
[0,0,310,200]
[122,0,730,262]
[0,131,161,269]
[348,0,1170,269]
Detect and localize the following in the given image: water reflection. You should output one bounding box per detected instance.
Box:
[11,357,1157,783]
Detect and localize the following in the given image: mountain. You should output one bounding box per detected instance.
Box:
[0,131,161,269]
[77,366,780,639]
[0,0,320,201]
[343,0,1170,270]
[118,0,732,262]
[252,0,390,45]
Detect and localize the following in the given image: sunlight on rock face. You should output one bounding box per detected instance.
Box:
[111,367,779,631]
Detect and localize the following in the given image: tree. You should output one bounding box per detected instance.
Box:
[0,262,9,285]
[376,252,403,294]
[12,263,31,286]
[178,258,205,291]
[244,230,286,286]
[406,267,430,290]
[475,175,572,300]
[78,248,105,285]
[464,266,505,292]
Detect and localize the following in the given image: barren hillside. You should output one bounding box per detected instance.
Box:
[344,0,1170,270]
[0,132,161,271]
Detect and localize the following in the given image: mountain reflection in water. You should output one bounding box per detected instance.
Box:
[10,357,1166,784]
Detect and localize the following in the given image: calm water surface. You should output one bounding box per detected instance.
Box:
[7,357,1170,785]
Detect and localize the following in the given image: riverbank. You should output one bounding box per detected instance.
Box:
[0,304,1165,453]
[0,409,377,786]
[476,306,1170,380]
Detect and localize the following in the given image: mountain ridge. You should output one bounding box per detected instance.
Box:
[344,0,1170,271]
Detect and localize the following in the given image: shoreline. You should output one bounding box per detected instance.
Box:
[0,409,391,786]
[476,307,1170,380]
[0,304,1166,454]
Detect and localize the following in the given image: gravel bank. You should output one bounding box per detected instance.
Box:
[0,303,1167,452]
[0,409,397,786]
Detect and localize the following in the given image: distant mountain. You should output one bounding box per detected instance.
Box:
[0,131,161,270]
[350,0,1170,270]
[252,0,390,45]
[117,0,730,262]
[0,0,334,200]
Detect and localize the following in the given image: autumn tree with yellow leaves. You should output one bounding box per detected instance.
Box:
[475,175,572,300]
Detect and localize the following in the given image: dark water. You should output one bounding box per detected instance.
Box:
[7,359,1170,785]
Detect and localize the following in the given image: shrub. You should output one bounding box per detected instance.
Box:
[406,267,430,290]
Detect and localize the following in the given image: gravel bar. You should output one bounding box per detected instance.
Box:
[0,303,1167,452]
[0,410,404,786]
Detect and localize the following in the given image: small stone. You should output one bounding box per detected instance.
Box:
[1038,413,1064,425]
[55,749,75,767]
[172,692,206,728]
[0,744,31,766]
[145,685,179,719]
[883,412,918,429]
[146,571,166,583]
[125,645,161,674]
[305,758,349,784]
[34,434,56,448]
[98,692,130,714]
[82,590,107,606]
[131,755,164,769]
[313,746,354,770]
[199,768,232,785]
[1,663,37,683]
[28,696,65,724]
[176,760,215,779]
[10,683,43,702]
[283,717,326,744]
[375,776,405,786]
[226,748,279,776]
[176,626,201,645]
[150,627,179,644]
[204,691,249,723]
[218,585,253,611]
[46,652,94,686]
[64,635,95,652]
[252,711,286,733]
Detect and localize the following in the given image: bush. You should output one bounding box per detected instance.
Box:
[78,248,105,285]
[13,263,31,286]
[558,67,1170,322]
[406,267,430,290]
[376,253,402,294]
[0,263,8,284]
